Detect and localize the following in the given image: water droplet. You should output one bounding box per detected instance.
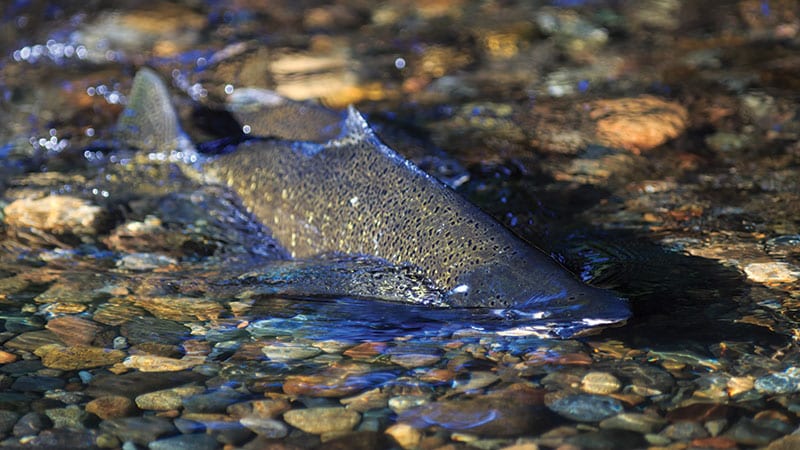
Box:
[394,57,406,70]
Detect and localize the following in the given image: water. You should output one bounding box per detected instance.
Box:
[1,1,800,449]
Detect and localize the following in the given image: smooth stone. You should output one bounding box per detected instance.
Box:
[173,418,205,434]
[11,375,65,392]
[614,362,674,395]
[261,342,322,361]
[388,395,430,414]
[239,416,288,438]
[340,388,389,412]
[44,405,89,429]
[399,397,553,437]
[117,253,178,271]
[388,347,442,369]
[182,388,246,413]
[148,433,219,450]
[665,403,733,422]
[317,430,390,450]
[135,385,205,411]
[87,370,206,398]
[565,429,647,449]
[283,407,361,434]
[766,434,800,450]
[120,317,190,345]
[660,420,709,441]
[123,355,204,372]
[744,262,800,283]
[13,412,50,437]
[3,315,45,333]
[134,296,224,322]
[45,316,103,346]
[4,330,64,352]
[3,196,105,236]
[35,344,125,370]
[581,371,622,395]
[99,416,178,445]
[599,412,667,434]
[0,359,43,375]
[16,428,102,449]
[385,423,422,449]
[451,371,501,394]
[190,418,253,445]
[0,410,20,434]
[227,399,291,419]
[86,395,136,419]
[546,394,623,422]
[0,350,18,364]
[724,418,792,446]
[754,372,800,395]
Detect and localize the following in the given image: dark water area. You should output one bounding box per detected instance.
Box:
[1,0,800,449]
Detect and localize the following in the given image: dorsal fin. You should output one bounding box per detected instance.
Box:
[116,67,186,152]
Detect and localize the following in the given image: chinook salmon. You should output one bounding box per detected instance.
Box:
[117,67,630,331]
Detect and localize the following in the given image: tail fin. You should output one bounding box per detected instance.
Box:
[116,67,186,153]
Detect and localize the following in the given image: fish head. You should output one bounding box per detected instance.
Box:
[445,250,630,336]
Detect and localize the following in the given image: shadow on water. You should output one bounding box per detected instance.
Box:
[551,229,789,348]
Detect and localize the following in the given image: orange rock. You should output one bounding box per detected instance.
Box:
[690,437,737,449]
[0,350,18,364]
[588,95,689,153]
[46,316,102,346]
[343,342,388,360]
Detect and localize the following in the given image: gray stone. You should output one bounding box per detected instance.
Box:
[99,416,177,445]
[11,375,65,392]
[599,412,667,434]
[239,416,288,438]
[149,433,219,450]
[547,394,623,422]
[182,387,247,413]
[120,316,190,345]
[661,420,708,441]
[45,405,90,429]
[566,429,648,449]
[13,411,50,437]
[0,410,19,435]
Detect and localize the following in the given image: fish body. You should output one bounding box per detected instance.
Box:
[118,68,630,327]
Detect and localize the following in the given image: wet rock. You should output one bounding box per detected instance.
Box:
[262,341,322,361]
[3,195,107,240]
[565,429,647,449]
[400,397,553,437]
[99,416,177,446]
[17,428,102,449]
[588,96,689,153]
[35,344,126,370]
[0,359,43,375]
[766,434,800,450]
[87,370,206,399]
[388,395,430,414]
[0,350,18,364]
[197,418,253,445]
[45,316,103,346]
[239,416,288,438]
[148,433,220,450]
[384,423,422,449]
[614,362,675,396]
[319,430,391,450]
[283,407,361,434]
[340,387,389,412]
[343,342,388,360]
[134,296,225,322]
[85,395,137,419]
[120,317,191,345]
[182,387,247,414]
[4,330,64,352]
[724,417,790,446]
[0,410,19,435]
[661,420,709,441]
[666,403,733,422]
[283,364,390,398]
[93,303,148,326]
[123,354,204,372]
[13,411,50,437]
[227,398,291,419]
[387,345,443,369]
[451,371,500,394]
[44,405,90,429]
[580,371,621,395]
[754,370,800,394]
[117,252,179,271]
[599,412,667,434]
[546,394,623,422]
[135,385,205,411]
[744,262,800,283]
[11,375,65,392]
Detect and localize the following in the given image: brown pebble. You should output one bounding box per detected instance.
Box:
[85,395,136,419]
[46,316,103,346]
[0,350,18,364]
[344,342,388,359]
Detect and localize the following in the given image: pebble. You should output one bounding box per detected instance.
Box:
[239,416,288,438]
[45,316,103,346]
[546,394,623,422]
[599,412,667,434]
[117,253,178,271]
[283,407,361,434]
[120,317,191,345]
[11,375,65,392]
[661,420,709,441]
[0,350,18,364]
[565,429,647,449]
[182,387,246,413]
[744,262,800,283]
[3,196,106,237]
[135,385,205,411]
[13,412,50,437]
[99,416,178,446]
[581,371,622,395]
[87,370,206,399]
[86,395,137,419]
[766,434,800,450]
[44,405,89,429]
[388,395,430,414]
[4,330,64,352]
[35,344,126,370]
[0,410,19,435]
[261,341,322,361]
[388,346,442,369]
[754,371,800,395]
[385,423,422,449]
[724,417,789,446]
[123,355,204,372]
[148,433,220,450]
[588,96,689,152]
[340,387,389,412]
[227,399,291,419]
[134,296,225,322]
